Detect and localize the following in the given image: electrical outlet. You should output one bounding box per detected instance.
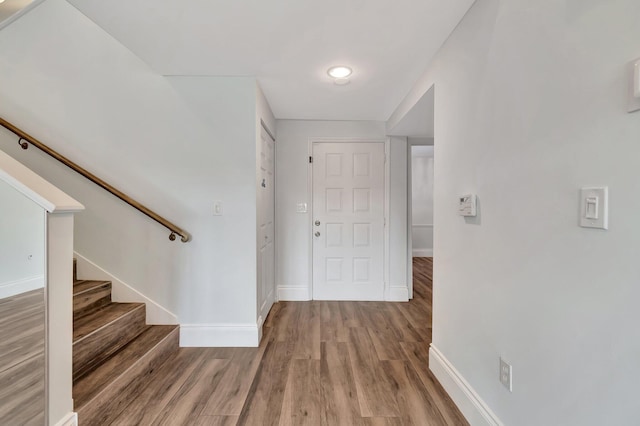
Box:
[500,358,512,392]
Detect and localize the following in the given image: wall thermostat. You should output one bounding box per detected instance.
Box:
[458,194,477,217]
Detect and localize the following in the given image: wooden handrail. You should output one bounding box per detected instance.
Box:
[0,117,191,242]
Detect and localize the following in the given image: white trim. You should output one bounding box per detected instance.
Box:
[307,138,390,301]
[406,144,413,298]
[413,249,434,257]
[74,252,178,325]
[0,0,46,31]
[307,139,314,300]
[0,149,83,213]
[53,412,78,426]
[384,138,391,300]
[180,323,259,347]
[0,275,43,299]
[429,345,504,426]
[386,286,409,302]
[278,286,311,301]
[257,314,264,342]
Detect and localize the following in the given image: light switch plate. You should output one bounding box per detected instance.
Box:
[296,203,308,213]
[580,187,608,230]
[213,201,223,216]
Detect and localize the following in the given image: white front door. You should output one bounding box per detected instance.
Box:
[257,125,275,324]
[312,142,385,300]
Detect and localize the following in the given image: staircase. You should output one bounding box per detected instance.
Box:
[71,260,179,425]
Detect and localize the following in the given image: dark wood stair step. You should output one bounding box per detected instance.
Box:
[73,302,146,382]
[74,325,179,425]
[73,280,112,320]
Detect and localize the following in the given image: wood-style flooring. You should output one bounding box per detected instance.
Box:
[110,257,467,426]
[0,289,45,426]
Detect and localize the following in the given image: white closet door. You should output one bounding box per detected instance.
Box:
[258,125,275,323]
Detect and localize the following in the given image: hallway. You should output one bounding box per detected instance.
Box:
[110,258,466,425]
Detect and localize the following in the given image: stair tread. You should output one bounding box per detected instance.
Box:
[73,280,111,295]
[73,303,144,341]
[73,325,179,408]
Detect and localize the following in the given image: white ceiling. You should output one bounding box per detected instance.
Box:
[66,0,474,121]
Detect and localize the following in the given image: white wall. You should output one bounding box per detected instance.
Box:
[0,0,268,344]
[275,120,408,300]
[411,145,434,257]
[388,136,408,298]
[0,178,44,298]
[391,0,640,424]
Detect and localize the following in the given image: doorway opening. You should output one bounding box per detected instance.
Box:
[410,144,434,259]
[387,84,435,299]
[407,140,434,298]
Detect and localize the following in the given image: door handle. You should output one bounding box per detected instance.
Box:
[315,220,321,226]
[315,231,321,237]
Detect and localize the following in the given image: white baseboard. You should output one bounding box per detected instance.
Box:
[257,314,264,341]
[53,412,77,426]
[0,275,44,299]
[413,248,434,257]
[74,252,178,325]
[180,323,260,347]
[278,286,311,301]
[429,345,504,426]
[386,285,409,302]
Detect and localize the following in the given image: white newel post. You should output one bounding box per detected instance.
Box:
[47,212,80,426]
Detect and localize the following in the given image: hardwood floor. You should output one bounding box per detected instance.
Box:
[0,289,45,425]
[110,257,467,426]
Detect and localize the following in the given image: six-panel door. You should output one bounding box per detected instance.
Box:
[312,142,385,300]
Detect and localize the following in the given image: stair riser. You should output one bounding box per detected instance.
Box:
[73,284,112,320]
[73,305,146,382]
[76,327,179,425]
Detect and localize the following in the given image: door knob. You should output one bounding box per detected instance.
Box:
[315,220,321,226]
[315,231,321,237]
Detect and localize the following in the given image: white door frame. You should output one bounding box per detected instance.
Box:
[407,143,414,299]
[307,138,391,300]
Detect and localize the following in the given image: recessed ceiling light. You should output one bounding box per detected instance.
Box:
[327,66,352,79]
[334,78,350,86]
